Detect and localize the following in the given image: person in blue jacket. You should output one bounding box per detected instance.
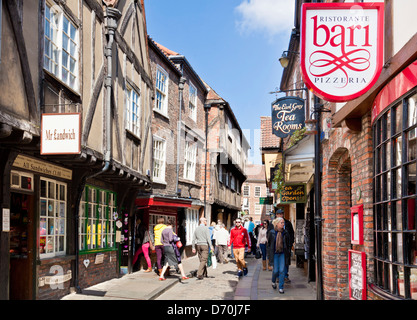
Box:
[267,217,291,294]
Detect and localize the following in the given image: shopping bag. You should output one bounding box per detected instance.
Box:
[207,252,212,267]
[211,252,217,269]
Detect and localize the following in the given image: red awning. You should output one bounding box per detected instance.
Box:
[135,196,192,208]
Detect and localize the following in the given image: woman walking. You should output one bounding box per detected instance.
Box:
[267,217,291,294]
[153,217,167,276]
[256,220,269,270]
[159,219,189,281]
[132,217,152,272]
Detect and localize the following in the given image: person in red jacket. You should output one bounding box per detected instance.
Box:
[229,218,250,277]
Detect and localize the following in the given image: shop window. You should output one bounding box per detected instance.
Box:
[149,213,177,239]
[374,90,417,299]
[185,209,199,245]
[39,178,67,258]
[79,186,117,252]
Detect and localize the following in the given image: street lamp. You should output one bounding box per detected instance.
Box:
[279,47,328,300]
[279,50,299,68]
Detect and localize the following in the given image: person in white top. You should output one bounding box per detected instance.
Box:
[257,219,269,270]
[213,223,229,264]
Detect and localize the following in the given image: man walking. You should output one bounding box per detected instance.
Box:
[192,217,214,280]
[276,209,294,283]
[213,223,229,264]
[229,218,250,277]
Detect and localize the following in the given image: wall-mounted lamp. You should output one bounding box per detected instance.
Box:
[305,119,318,135]
[279,50,299,68]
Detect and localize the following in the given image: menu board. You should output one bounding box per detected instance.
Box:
[349,250,367,300]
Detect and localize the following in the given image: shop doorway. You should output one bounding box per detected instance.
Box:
[9,192,35,300]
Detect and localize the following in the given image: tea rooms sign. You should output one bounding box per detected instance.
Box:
[271,96,305,138]
[301,2,384,102]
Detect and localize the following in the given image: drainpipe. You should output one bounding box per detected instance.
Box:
[203,104,211,218]
[175,76,186,195]
[73,7,121,293]
[312,0,324,302]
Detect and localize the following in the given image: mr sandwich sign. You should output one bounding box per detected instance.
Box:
[301,3,384,102]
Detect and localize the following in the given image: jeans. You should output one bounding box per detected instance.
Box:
[272,252,285,290]
[259,243,267,260]
[155,245,164,269]
[133,242,151,269]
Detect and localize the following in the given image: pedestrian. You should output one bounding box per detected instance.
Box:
[209,221,217,258]
[256,219,269,270]
[214,223,229,263]
[159,219,189,281]
[268,217,291,294]
[132,216,152,272]
[276,208,294,283]
[244,217,256,255]
[229,218,250,277]
[153,217,167,276]
[266,215,275,271]
[192,217,214,280]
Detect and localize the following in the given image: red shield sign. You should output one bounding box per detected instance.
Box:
[301,3,384,102]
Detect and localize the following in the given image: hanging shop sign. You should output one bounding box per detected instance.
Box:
[259,197,273,205]
[301,2,384,102]
[41,113,81,155]
[271,96,305,138]
[348,250,367,300]
[279,184,306,204]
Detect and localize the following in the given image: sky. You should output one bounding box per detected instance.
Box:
[144,0,296,165]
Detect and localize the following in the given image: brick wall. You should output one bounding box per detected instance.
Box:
[37,259,72,300]
[77,251,118,289]
[321,111,374,300]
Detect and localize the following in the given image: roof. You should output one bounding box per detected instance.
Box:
[260,116,281,149]
[245,164,266,182]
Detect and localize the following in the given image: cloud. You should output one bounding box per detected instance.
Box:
[235,0,295,38]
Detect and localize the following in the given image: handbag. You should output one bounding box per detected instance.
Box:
[255,247,261,259]
[173,234,182,249]
[207,252,212,267]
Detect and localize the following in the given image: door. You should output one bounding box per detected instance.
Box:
[9,192,34,299]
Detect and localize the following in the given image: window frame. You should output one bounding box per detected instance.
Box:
[125,83,141,138]
[189,82,197,121]
[154,65,169,116]
[184,140,197,181]
[39,177,67,259]
[44,2,79,91]
[79,185,117,253]
[152,135,167,183]
[373,89,417,300]
[255,186,261,197]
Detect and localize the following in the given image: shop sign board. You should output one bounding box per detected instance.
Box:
[301,3,384,102]
[13,155,72,180]
[41,113,81,155]
[279,184,306,204]
[259,197,273,205]
[348,250,367,300]
[271,96,305,138]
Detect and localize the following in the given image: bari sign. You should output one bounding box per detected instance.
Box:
[301,3,384,102]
